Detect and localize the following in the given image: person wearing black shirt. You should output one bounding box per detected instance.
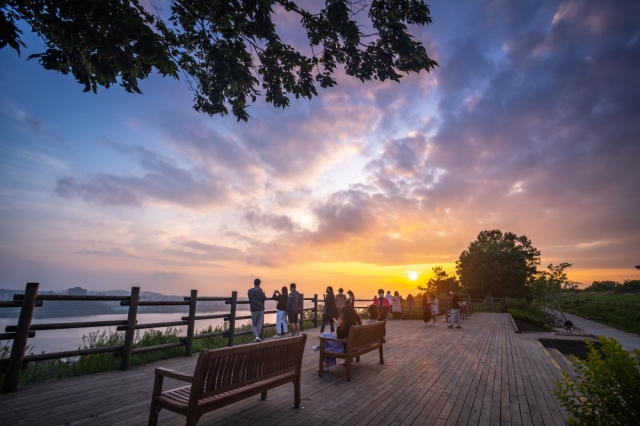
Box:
[272,286,289,338]
[320,287,339,333]
[448,291,462,328]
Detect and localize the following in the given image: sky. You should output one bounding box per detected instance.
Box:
[1,0,639,297]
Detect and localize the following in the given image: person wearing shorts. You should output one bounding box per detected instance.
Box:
[286,283,302,336]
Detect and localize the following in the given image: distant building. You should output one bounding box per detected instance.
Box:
[67,287,87,296]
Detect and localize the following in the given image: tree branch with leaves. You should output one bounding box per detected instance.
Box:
[1,0,438,121]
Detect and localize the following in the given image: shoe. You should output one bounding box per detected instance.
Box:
[455,326,462,329]
[340,361,347,365]
[311,345,319,351]
[447,325,453,328]
[424,323,430,327]
[273,334,281,339]
[254,337,262,342]
[316,367,330,372]
[433,323,437,327]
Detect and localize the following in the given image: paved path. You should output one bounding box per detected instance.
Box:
[0,314,579,426]
[562,312,640,352]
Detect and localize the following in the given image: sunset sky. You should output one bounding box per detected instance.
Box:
[1,0,639,297]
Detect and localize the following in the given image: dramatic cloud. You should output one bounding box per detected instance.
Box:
[1,0,639,293]
[54,145,231,208]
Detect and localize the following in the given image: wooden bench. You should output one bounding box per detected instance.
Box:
[318,321,385,382]
[149,334,307,426]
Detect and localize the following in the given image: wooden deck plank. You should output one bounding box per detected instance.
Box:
[0,314,575,426]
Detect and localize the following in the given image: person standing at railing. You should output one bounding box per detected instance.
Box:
[422,295,432,326]
[272,286,289,339]
[248,278,267,342]
[346,290,355,306]
[385,291,394,319]
[336,288,347,311]
[392,291,403,320]
[287,283,302,337]
[430,294,440,326]
[373,289,391,320]
[320,287,339,333]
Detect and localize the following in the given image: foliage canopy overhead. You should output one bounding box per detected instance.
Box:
[1,0,438,121]
[456,229,541,298]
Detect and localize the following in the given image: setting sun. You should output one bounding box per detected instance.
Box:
[408,271,419,281]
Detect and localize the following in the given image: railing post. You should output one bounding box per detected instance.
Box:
[185,290,197,357]
[2,282,38,393]
[121,287,139,371]
[228,291,237,347]
[300,293,305,332]
[313,294,318,328]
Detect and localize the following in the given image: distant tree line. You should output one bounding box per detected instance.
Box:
[417,230,581,301]
[583,279,640,293]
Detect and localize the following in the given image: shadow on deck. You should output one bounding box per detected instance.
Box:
[0,314,582,425]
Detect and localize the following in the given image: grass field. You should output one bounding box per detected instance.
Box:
[560,292,640,335]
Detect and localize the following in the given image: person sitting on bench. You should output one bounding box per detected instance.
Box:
[317,304,362,372]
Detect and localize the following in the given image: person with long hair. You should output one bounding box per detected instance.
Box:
[317,305,362,371]
[271,286,288,338]
[336,288,347,311]
[392,291,403,320]
[320,286,339,333]
[346,290,355,306]
[431,294,440,326]
[422,294,432,326]
[363,304,379,324]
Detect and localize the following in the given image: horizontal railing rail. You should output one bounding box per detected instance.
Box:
[0,283,319,393]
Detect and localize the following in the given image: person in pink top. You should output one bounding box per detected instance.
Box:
[372,289,391,321]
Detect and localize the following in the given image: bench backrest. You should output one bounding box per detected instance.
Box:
[191,334,307,401]
[347,321,385,349]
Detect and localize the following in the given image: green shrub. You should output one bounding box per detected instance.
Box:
[554,336,640,426]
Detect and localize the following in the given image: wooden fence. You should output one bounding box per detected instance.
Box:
[0,283,319,393]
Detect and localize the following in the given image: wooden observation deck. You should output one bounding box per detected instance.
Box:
[0,314,579,425]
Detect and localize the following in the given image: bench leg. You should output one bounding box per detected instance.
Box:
[356,356,360,363]
[318,346,325,377]
[379,345,384,365]
[294,378,301,408]
[148,375,163,426]
[148,401,159,426]
[346,357,352,382]
[261,391,268,401]
[186,411,199,426]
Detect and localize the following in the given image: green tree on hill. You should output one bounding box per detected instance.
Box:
[418,266,459,297]
[456,230,540,298]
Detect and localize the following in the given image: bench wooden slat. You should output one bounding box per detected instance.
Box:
[149,334,307,426]
[319,321,386,382]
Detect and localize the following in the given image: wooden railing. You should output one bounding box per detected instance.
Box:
[0,282,318,393]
